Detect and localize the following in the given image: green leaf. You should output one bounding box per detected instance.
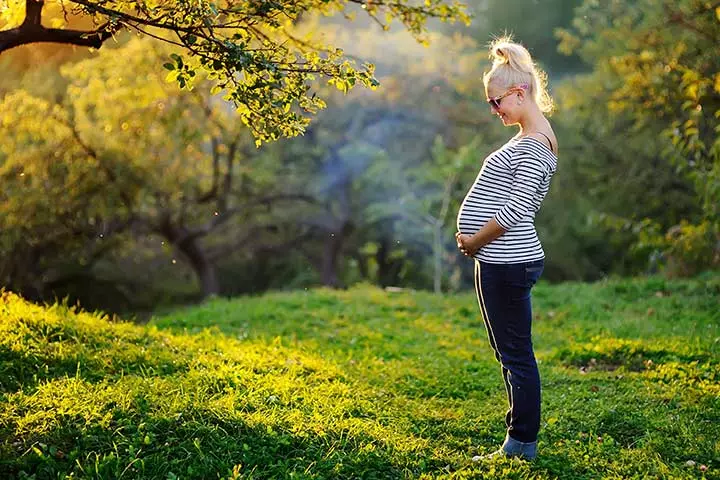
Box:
[163,63,175,71]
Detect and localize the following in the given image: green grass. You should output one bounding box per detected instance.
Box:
[1,274,719,479]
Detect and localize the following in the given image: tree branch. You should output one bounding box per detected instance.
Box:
[207,225,314,260]
[177,193,317,245]
[0,0,117,53]
[61,114,137,211]
[0,22,116,53]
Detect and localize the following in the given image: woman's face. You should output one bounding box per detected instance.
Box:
[485,83,523,126]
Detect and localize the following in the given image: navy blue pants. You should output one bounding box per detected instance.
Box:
[474,259,544,443]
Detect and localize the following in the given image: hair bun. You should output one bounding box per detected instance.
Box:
[491,44,511,65]
[489,37,533,73]
[484,35,555,114]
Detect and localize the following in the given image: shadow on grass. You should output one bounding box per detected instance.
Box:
[0,344,190,395]
[551,339,714,372]
[2,396,423,480]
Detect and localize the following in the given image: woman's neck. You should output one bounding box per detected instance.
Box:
[517,107,547,135]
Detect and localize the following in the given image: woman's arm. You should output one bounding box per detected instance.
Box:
[456,218,507,257]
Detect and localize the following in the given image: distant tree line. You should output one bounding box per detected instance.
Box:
[0,0,717,314]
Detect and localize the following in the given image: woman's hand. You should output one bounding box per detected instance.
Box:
[455,220,507,258]
[455,232,479,257]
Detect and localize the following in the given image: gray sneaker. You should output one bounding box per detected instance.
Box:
[471,435,537,462]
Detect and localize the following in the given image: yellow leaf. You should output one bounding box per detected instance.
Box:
[50,17,66,29]
[0,0,25,28]
[165,70,179,83]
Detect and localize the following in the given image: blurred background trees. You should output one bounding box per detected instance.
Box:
[554,0,719,277]
[1,0,718,315]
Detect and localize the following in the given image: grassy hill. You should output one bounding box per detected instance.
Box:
[1,275,719,479]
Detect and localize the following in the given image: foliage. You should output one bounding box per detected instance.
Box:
[544,79,702,279]
[459,0,586,77]
[660,220,720,278]
[1,18,500,306]
[4,0,720,306]
[1,273,719,478]
[244,27,495,290]
[0,89,131,297]
[557,0,720,275]
[0,0,469,145]
[0,37,321,303]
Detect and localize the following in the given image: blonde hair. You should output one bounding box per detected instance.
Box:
[483,36,554,114]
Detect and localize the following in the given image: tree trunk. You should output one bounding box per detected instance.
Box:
[433,223,442,294]
[180,240,220,298]
[160,222,219,299]
[376,239,391,287]
[376,237,403,288]
[320,231,343,287]
[353,252,369,280]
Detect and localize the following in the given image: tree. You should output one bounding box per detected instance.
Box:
[0,38,318,302]
[544,85,699,279]
[212,23,486,289]
[0,0,469,144]
[1,16,492,306]
[275,104,439,287]
[557,0,720,275]
[0,89,132,300]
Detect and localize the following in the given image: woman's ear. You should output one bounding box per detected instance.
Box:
[516,89,525,104]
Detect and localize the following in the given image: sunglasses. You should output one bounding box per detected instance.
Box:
[487,83,529,110]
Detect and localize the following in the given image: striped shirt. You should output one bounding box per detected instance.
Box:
[456,136,557,264]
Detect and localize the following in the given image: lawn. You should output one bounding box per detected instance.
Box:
[1,274,718,479]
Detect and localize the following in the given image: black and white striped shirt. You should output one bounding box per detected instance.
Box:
[457,136,557,264]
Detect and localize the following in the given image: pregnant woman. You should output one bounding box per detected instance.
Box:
[455,37,558,461]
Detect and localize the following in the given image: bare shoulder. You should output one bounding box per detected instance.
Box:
[525,131,558,156]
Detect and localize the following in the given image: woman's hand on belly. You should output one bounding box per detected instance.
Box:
[456,232,480,257]
[455,218,507,258]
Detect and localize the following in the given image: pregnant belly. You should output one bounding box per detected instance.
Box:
[456,204,493,234]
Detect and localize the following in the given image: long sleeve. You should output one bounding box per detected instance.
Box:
[493,154,547,231]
